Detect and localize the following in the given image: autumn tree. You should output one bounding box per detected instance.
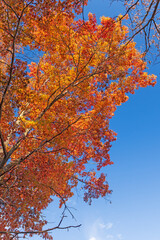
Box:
[0,0,156,239]
[119,0,160,59]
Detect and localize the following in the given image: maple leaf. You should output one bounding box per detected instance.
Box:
[0,0,156,239]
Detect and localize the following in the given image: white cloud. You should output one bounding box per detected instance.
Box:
[106,223,113,230]
[99,223,105,229]
[87,219,122,240]
[106,234,114,239]
[87,219,114,240]
[89,237,97,240]
[99,222,113,230]
[117,234,123,240]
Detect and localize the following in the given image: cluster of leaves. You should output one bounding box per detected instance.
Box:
[0,0,156,239]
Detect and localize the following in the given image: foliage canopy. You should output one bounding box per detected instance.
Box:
[0,0,156,239]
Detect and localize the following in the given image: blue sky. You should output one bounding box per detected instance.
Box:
[32,0,160,239]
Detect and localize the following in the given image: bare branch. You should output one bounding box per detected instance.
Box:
[0,128,7,157]
[0,210,81,236]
